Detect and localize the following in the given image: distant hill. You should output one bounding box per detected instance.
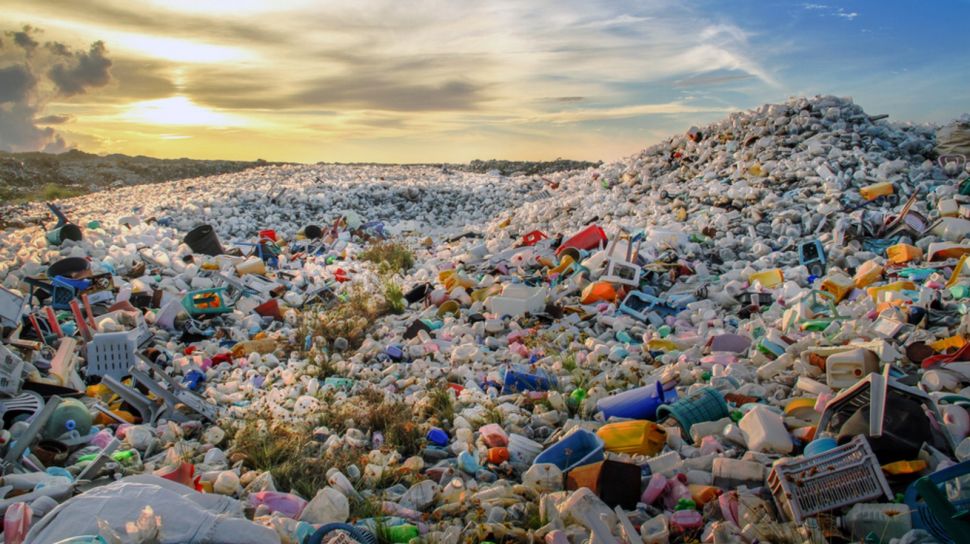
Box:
[0,150,283,203]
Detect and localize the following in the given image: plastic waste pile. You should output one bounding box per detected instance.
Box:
[1,95,970,543]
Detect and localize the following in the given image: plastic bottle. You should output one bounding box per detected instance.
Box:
[663,473,692,510]
[738,405,793,454]
[860,182,893,201]
[641,473,667,504]
[3,502,31,544]
[248,491,307,519]
[841,503,912,542]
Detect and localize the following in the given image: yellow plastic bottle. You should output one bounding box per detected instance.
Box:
[860,182,894,201]
[749,269,784,289]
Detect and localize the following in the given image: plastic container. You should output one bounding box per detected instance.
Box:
[43,397,92,440]
[886,243,922,265]
[803,436,838,457]
[768,435,892,522]
[557,225,607,255]
[738,405,792,454]
[854,259,884,288]
[183,224,224,256]
[641,515,669,544]
[46,224,83,246]
[655,388,728,435]
[522,463,563,492]
[826,348,880,389]
[860,181,894,201]
[597,381,676,421]
[478,423,508,448]
[182,288,232,315]
[501,365,556,394]
[579,281,616,304]
[249,491,308,519]
[596,420,666,455]
[932,217,970,243]
[508,433,543,464]
[4,502,31,544]
[641,473,667,504]
[841,503,911,543]
[533,429,604,472]
[487,284,548,317]
[749,269,784,288]
[670,510,704,532]
[819,272,855,302]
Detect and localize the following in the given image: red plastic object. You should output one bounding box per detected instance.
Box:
[334,268,350,283]
[155,462,202,491]
[521,230,548,247]
[922,343,970,369]
[255,299,283,320]
[258,229,278,242]
[557,225,607,255]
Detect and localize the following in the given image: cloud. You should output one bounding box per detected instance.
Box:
[0,25,113,153]
[0,64,35,102]
[292,78,487,112]
[36,114,71,124]
[674,73,755,88]
[48,40,112,96]
[4,25,40,56]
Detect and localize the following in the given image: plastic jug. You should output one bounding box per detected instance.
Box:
[860,182,894,201]
[854,259,884,288]
[825,348,879,388]
[478,423,509,448]
[749,269,784,288]
[642,473,667,504]
[932,217,970,242]
[522,463,563,493]
[819,272,855,302]
[841,503,912,542]
[738,405,792,454]
[596,420,666,455]
[299,487,349,524]
[886,243,922,265]
[43,398,93,440]
[532,428,604,472]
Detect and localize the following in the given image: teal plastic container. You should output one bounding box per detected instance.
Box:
[655,388,728,435]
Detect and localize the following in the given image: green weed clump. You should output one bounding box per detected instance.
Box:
[359,241,414,275]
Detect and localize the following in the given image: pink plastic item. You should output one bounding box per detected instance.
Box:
[641,473,667,505]
[248,491,308,519]
[664,473,692,510]
[479,423,509,448]
[4,502,31,544]
[670,510,704,531]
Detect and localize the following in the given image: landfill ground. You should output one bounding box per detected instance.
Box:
[1,95,970,544]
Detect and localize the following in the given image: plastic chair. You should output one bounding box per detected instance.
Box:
[904,460,970,544]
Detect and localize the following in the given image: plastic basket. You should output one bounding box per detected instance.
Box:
[904,460,970,544]
[86,330,138,379]
[50,278,79,310]
[768,435,892,522]
[655,387,728,435]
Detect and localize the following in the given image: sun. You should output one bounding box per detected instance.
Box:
[121,96,248,127]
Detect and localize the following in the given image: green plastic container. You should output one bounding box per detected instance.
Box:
[655,387,728,435]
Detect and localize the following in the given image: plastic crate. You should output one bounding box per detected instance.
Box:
[86,330,138,379]
[768,435,892,522]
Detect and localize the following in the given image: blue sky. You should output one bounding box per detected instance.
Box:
[1,0,968,162]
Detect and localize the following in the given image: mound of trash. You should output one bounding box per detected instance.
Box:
[1,95,970,544]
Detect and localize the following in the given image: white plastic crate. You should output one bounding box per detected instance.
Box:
[768,434,892,522]
[86,330,138,379]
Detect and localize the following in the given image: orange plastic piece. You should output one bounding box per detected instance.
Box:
[854,260,884,288]
[819,272,855,302]
[886,243,923,265]
[881,459,927,476]
[867,280,916,302]
[930,336,967,352]
[580,281,617,304]
[688,484,721,506]
[860,182,894,201]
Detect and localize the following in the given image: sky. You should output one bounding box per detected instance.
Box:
[0,1,968,164]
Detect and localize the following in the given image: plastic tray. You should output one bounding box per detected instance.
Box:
[768,435,892,522]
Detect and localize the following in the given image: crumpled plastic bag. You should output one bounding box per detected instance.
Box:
[24,475,279,544]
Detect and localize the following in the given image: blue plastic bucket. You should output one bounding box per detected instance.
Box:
[597,381,678,421]
[502,365,557,394]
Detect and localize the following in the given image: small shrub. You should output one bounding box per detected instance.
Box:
[359,241,414,275]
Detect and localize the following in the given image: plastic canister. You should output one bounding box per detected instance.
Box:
[825,348,879,389]
[596,420,666,455]
[478,423,509,448]
[841,503,912,542]
[886,243,922,265]
[43,398,92,440]
[522,463,563,493]
[932,217,970,242]
[819,272,855,302]
[738,405,792,454]
[597,381,676,421]
[749,269,784,289]
[854,259,884,288]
